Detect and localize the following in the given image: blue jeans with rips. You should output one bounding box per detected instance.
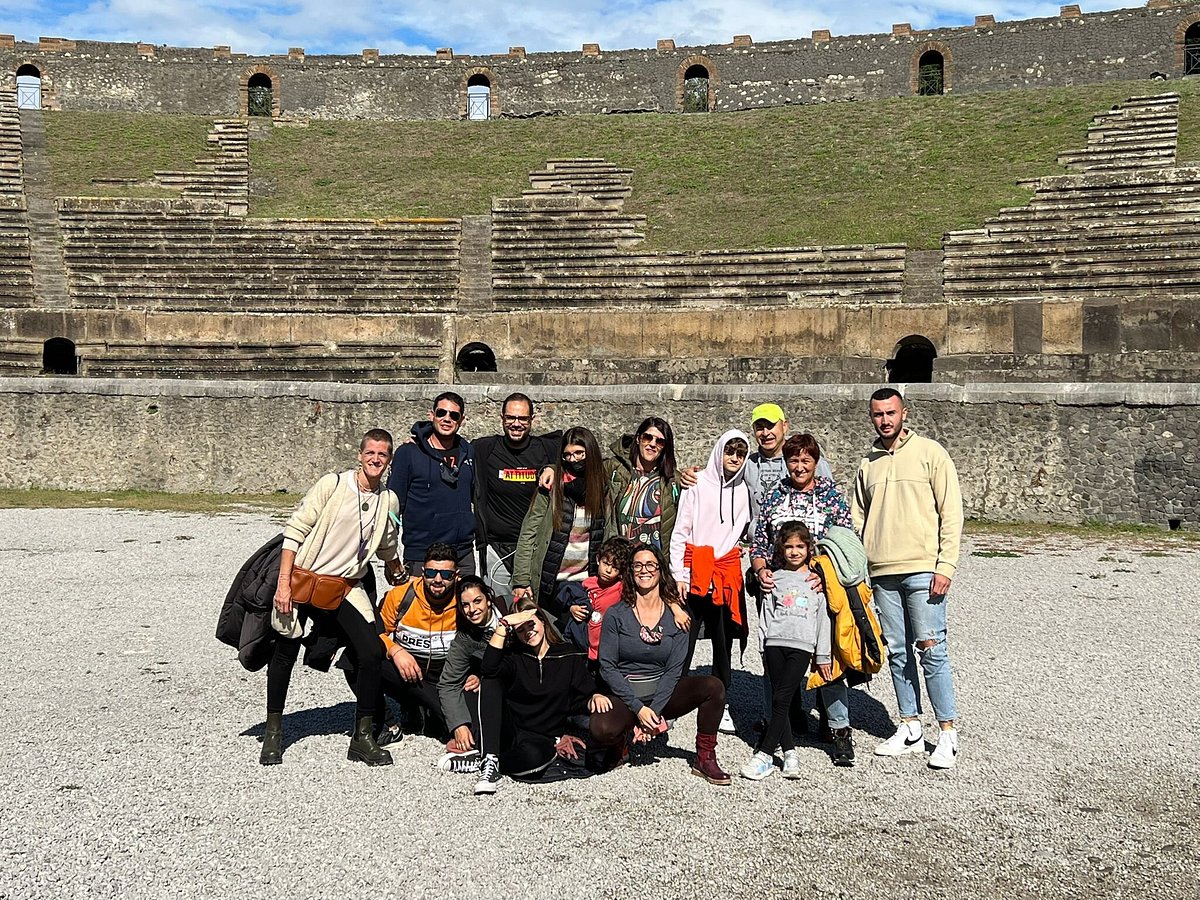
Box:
[871,572,958,724]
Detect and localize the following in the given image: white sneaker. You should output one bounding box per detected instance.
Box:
[928,729,959,770]
[740,751,774,781]
[718,705,736,734]
[436,750,481,773]
[474,754,501,795]
[875,721,925,757]
[781,748,802,779]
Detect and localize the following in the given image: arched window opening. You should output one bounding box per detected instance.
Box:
[247,72,273,117]
[43,337,77,375]
[456,341,496,373]
[886,335,937,383]
[682,64,710,113]
[917,51,944,96]
[467,74,491,120]
[1185,23,1200,76]
[16,64,41,110]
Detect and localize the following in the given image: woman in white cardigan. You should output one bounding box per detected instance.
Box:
[263,428,404,767]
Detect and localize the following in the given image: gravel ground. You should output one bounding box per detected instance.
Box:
[1,508,1197,900]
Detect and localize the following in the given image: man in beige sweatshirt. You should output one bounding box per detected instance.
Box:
[851,388,963,770]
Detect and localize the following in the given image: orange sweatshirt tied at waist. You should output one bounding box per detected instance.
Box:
[683,544,745,628]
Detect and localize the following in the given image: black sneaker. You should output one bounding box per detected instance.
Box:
[374,721,403,748]
[474,754,501,795]
[832,727,856,767]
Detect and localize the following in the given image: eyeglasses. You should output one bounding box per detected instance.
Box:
[423,568,457,581]
[638,434,666,448]
[501,415,532,424]
[632,561,660,573]
[434,408,463,422]
[563,450,587,462]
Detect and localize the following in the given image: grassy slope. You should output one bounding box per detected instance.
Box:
[43,79,1200,250]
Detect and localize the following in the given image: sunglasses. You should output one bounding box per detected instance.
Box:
[639,434,666,448]
[423,568,457,581]
[502,415,532,424]
[434,408,463,422]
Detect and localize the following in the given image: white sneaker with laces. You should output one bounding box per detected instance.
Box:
[928,728,959,770]
[436,750,481,773]
[740,751,774,781]
[718,705,736,734]
[475,753,502,795]
[875,721,925,757]
[781,748,802,779]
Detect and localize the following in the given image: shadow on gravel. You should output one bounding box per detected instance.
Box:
[241,701,357,744]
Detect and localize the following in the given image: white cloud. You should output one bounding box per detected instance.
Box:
[0,1,1082,55]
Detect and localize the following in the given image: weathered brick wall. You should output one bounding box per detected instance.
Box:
[2,2,1198,118]
[0,378,1194,528]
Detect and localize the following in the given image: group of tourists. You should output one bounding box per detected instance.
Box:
[222,387,964,796]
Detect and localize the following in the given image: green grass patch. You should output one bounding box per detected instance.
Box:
[964,519,1198,543]
[970,549,1023,558]
[0,488,297,514]
[41,79,1200,251]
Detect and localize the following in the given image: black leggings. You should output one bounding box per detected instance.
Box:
[266,602,383,719]
[760,646,812,754]
[682,592,733,689]
[589,674,726,746]
[478,678,555,778]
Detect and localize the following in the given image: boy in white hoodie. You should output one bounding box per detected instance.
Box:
[670,430,752,735]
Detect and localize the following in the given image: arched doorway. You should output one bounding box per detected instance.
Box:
[917,51,945,95]
[467,74,491,120]
[682,64,710,112]
[43,337,77,375]
[1186,23,1200,76]
[456,341,496,373]
[247,73,273,117]
[16,64,41,110]
[886,335,936,383]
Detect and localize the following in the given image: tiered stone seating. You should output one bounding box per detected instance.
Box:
[944,101,1200,305]
[1056,94,1178,174]
[494,159,906,308]
[0,89,33,305]
[81,340,442,382]
[153,120,249,206]
[58,198,460,312]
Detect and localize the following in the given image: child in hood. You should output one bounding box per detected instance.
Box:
[669,430,752,735]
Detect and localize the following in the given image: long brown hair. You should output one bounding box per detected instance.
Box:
[620,545,681,607]
[550,426,608,526]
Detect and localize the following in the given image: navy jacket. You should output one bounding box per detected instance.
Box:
[388,420,476,559]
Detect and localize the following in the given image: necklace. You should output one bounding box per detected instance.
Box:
[355,475,377,561]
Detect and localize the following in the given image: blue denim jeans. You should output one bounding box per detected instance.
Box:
[820,680,849,730]
[871,572,958,723]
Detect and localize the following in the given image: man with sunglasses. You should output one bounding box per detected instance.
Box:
[388,391,477,577]
[372,542,463,741]
[471,392,560,598]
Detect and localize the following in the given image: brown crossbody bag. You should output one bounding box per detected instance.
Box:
[289,473,359,611]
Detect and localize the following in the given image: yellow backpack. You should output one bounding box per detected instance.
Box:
[805,553,885,689]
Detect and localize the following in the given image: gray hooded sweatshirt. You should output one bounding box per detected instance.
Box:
[759,568,832,663]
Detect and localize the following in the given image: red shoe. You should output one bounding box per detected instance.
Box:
[691,733,731,785]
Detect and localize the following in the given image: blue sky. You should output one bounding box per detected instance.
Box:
[0,1,1074,55]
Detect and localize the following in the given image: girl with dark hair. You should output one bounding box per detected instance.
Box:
[511,427,611,623]
[439,597,610,796]
[589,546,731,785]
[606,416,681,552]
[437,576,508,756]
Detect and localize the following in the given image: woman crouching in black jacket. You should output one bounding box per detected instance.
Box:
[438,597,611,796]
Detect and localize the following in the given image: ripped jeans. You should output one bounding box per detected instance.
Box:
[871,572,958,724]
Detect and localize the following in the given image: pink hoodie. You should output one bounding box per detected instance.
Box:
[669,429,753,589]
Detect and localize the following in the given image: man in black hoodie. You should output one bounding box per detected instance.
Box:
[471,392,560,598]
[388,391,477,576]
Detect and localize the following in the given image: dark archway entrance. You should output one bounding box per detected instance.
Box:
[917,51,945,95]
[682,64,710,112]
[43,337,78,375]
[16,63,41,109]
[247,73,273,117]
[886,335,936,383]
[1186,23,1200,76]
[456,341,496,373]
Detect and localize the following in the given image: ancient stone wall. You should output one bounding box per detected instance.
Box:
[1,2,1198,119]
[0,377,1194,528]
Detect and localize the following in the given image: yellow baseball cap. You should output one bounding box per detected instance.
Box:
[750,403,786,425]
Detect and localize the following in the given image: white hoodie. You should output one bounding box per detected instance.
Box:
[670,429,753,588]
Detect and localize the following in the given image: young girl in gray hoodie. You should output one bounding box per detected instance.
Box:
[741,521,832,780]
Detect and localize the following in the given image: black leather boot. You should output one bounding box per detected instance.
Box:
[260,711,283,766]
[348,714,393,766]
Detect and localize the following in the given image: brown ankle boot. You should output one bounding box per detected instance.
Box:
[691,733,731,785]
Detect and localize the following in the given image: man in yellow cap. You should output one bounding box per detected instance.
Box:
[745,402,832,518]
